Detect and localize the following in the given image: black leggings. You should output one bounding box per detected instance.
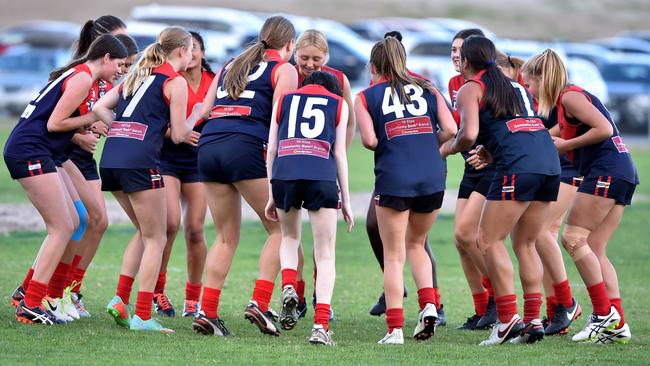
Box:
[366,193,438,288]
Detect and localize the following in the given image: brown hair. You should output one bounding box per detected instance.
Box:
[496,50,525,79]
[73,15,126,59]
[522,49,568,118]
[49,34,127,81]
[223,16,295,99]
[369,36,432,102]
[122,26,191,97]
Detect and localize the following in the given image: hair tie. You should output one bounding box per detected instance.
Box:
[486,60,495,66]
[260,40,270,49]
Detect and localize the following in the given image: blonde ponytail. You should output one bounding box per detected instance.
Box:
[122,26,191,97]
[223,16,295,99]
[370,36,432,103]
[522,49,568,118]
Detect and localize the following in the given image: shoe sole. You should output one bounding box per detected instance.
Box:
[244,310,280,336]
[11,299,21,307]
[15,314,34,324]
[414,316,436,341]
[309,338,334,346]
[107,307,129,328]
[280,296,299,330]
[192,320,215,336]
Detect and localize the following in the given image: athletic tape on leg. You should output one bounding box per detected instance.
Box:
[71,200,87,241]
[561,225,592,261]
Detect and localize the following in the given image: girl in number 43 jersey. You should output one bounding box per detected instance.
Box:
[95,26,199,333]
[523,49,638,344]
[4,35,126,325]
[356,36,457,345]
[265,71,353,346]
[192,16,298,337]
[440,36,561,346]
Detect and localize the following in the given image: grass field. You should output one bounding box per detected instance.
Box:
[0,206,649,364]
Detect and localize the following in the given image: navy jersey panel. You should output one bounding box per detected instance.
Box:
[544,107,578,176]
[272,85,342,182]
[200,50,286,144]
[472,71,560,176]
[557,86,638,185]
[160,123,202,171]
[360,80,446,197]
[100,63,179,169]
[4,65,93,160]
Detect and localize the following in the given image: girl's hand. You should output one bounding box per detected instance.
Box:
[184,130,200,147]
[90,121,109,137]
[265,199,278,222]
[342,201,354,233]
[552,136,571,155]
[73,131,99,154]
[466,145,492,170]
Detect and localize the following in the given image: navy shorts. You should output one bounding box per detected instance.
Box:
[560,164,582,187]
[53,154,69,167]
[374,191,444,213]
[161,165,200,183]
[578,176,636,206]
[70,155,99,181]
[198,133,267,184]
[100,167,164,193]
[458,172,493,199]
[4,156,58,179]
[272,179,339,212]
[487,172,560,202]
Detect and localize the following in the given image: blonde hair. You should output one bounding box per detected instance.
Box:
[122,26,191,97]
[295,29,328,55]
[496,50,525,80]
[522,49,568,118]
[370,36,432,102]
[223,16,295,99]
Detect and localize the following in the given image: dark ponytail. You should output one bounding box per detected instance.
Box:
[189,31,213,74]
[303,71,342,96]
[461,35,520,118]
[115,34,138,56]
[73,15,126,59]
[50,34,127,81]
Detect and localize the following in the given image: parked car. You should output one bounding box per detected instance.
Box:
[619,30,650,43]
[348,17,451,42]
[0,21,79,49]
[597,53,650,133]
[589,37,650,55]
[566,57,609,105]
[424,18,497,40]
[0,45,70,115]
[559,42,612,65]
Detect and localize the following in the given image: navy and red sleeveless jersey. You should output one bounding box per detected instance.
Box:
[544,107,577,173]
[66,79,112,163]
[557,86,638,184]
[99,62,180,169]
[296,65,345,89]
[471,70,560,175]
[160,69,215,169]
[272,84,343,182]
[358,78,445,197]
[200,49,287,144]
[4,64,94,160]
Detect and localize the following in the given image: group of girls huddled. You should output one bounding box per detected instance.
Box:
[4,13,636,347]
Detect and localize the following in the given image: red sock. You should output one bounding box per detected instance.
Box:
[523,292,543,323]
[434,288,441,310]
[135,291,154,320]
[65,255,82,288]
[314,303,330,331]
[417,287,436,311]
[296,280,306,301]
[281,269,298,291]
[386,308,404,331]
[587,282,611,316]
[482,276,495,299]
[24,280,47,308]
[495,294,518,323]
[154,271,166,294]
[116,274,135,305]
[71,268,86,293]
[252,279,274,312]
[201,287,221,318]
[46,261,71,298]
[610,298,625,329]
[21,268,35,291]
[552,280,573,308]
[185,282,202,302]
[472,291,489,316]
[546,296,558,320]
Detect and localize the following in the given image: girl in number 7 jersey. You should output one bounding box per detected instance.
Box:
[265,71,353,346]
[4,35,126,325]
[356,36,457,345]
[192,16,298,337]
[95,26,199,333]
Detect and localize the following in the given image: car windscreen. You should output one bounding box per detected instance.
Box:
[0,50,60,72]
[601,63,650,83]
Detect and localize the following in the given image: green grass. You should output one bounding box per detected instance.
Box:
[1,204,649,365]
